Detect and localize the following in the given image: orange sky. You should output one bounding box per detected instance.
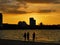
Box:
[3,12,60,25]
[0,1,60,25]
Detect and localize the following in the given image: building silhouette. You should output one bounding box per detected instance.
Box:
[18,21,28,29]
[30,18,36,27]
[40,22,43,26]
[0,13,2,27]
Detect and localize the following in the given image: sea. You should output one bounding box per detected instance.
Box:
[0,30,60,43]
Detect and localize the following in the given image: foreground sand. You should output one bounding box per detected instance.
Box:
[0,39,60,45]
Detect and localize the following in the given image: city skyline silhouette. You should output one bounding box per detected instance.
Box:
[0,13,60,29]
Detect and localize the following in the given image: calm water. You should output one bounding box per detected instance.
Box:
[0,30,60,42]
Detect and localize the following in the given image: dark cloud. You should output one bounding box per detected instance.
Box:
[19,0,60,4]
[0,0,27,14]
[38,10,56,13]
[4,10,27,14]
[0,5,19,13]
[0,0,59,14]
[0,4,27,14]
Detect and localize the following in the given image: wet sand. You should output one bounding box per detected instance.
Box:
[0,30,60,42]
[0,39,60,45]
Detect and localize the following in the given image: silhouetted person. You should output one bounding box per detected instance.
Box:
[27,32,29,41]
[33,32,35,41]
[23,32,26,41]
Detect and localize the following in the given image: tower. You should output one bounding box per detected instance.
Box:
[0,13,2,27]
[30,18,36,27]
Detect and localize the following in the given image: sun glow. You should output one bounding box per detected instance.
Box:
[3,13,60,25]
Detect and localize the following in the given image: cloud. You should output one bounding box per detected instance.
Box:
[0,0,59,14]
[0,0,27,14]
[38,10,56,13]
[21,0,60,4]
[4,10,27,14]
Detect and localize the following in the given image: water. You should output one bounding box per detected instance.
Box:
[0,30,60,42]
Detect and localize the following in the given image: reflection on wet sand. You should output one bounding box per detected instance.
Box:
[0,30,60,42]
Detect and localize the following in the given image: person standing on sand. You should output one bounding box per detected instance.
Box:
[27,32,29,41]
[23,32,26,41]
[32,32,35,41]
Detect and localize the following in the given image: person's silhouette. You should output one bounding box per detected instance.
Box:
[33,32,35,41]
[27,32,29,41]
[23,32,26,41]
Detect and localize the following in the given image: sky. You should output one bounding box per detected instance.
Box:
[0,0,60,25]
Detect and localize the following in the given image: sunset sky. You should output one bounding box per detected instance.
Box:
[0,0,60,25]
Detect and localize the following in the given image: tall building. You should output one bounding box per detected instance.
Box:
[30,18,36,26]
[0,13,2,27]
